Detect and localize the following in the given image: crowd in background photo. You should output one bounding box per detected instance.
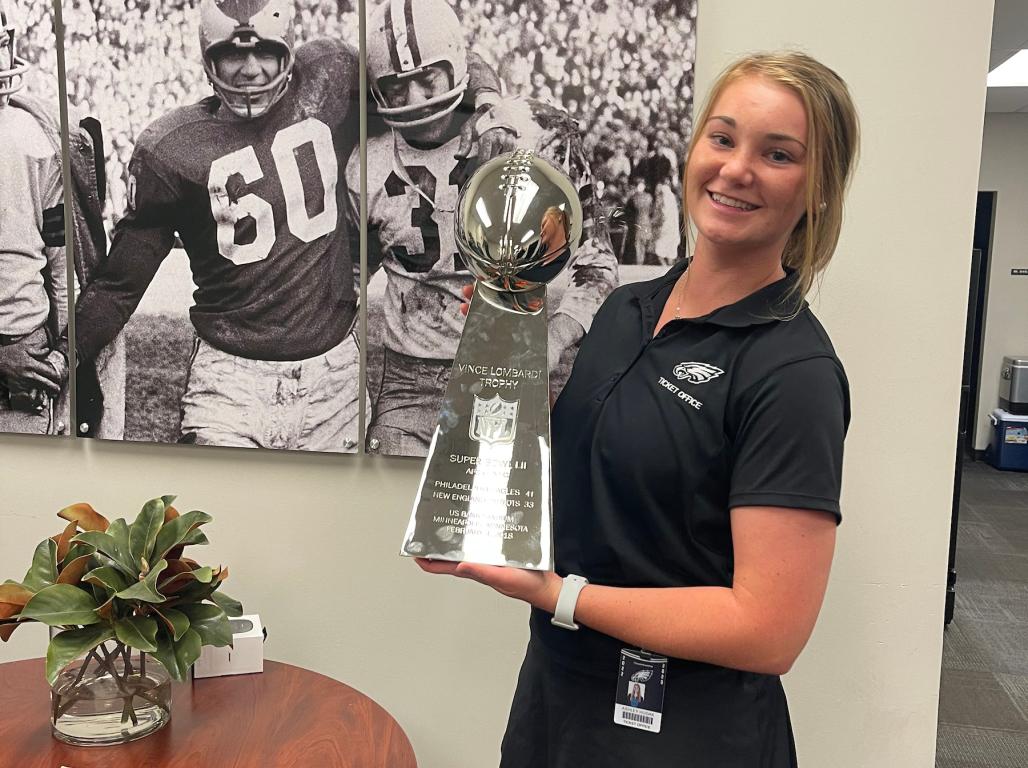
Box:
[16,1,59,99]
[23,0,695,264]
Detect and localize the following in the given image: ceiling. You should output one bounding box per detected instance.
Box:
[987,0,1028,112]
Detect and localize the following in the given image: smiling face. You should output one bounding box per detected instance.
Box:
[215,46,281,89]
[685,75,809,262]
[211,43,285,117]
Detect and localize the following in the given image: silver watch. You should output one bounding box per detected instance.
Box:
[550,574,589,631]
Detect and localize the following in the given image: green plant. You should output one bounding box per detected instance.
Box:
[0,496,242,685]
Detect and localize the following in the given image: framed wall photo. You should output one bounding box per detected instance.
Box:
[359,0,697,457]
[66,0,364,453]
[0,0,70,438]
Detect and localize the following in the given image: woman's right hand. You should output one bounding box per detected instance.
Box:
[460,282,474,316]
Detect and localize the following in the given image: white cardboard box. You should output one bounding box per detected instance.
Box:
[192,614,264,678]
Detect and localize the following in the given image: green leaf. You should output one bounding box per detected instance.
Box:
[190,567,213,584]
[129,498,166,568]
[114,616,158,653]
[71,532,136,578]
[114,559,169,604]
[178,529,210,549]
[64,542,95,567]
[152,511,212,563]
[210,590,243,617]
[82,566,132,595]
[46,625,115,685]
[158,564,214,596]
[152,607,189,641]
[164,580,218,608]
[20,584,100,627]
[107,519,132,569]
[151,628,202,682]
[22,539,58,591]
[92,553,134,581]
[179,604,232,647]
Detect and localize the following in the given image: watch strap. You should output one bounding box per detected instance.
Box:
[550,574,589,631]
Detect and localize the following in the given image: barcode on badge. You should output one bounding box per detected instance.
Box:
[614,703,662,733]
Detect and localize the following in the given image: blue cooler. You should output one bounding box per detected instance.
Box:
[986,409,1028,471]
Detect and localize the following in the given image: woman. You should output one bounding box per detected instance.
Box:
[419,51,860,767]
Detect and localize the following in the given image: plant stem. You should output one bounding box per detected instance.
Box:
[53,648,107,721]
[121,643,134,677]
[53,646,169,725]
[99,644,139,727]
[91,644,120,678]
[72,648,101,688]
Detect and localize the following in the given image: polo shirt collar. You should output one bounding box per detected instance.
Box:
[633,259,806,329]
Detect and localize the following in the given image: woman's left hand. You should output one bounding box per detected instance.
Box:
[415,558,562,613]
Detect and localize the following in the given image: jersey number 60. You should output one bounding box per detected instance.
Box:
[207,118,338,266]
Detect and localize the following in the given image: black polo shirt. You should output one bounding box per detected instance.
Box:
[532,259,849,666]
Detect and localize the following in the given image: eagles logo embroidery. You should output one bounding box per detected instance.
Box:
[673,362,724,384]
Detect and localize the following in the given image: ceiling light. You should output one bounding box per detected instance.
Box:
[988,50,1028,87]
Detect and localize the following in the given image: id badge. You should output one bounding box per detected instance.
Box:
[614,648,667,733]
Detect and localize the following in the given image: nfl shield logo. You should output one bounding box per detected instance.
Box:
[470,395,519,445]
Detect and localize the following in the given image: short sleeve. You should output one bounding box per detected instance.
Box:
[124,137,181,229]
[728,355,850,522]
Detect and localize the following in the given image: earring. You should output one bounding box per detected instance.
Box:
[818,201,828,212]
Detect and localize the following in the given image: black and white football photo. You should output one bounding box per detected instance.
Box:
[0,0,71,438]
[66,0,364,452]
[358,0,697,457]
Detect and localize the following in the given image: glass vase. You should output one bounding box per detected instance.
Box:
[49,639,171,746]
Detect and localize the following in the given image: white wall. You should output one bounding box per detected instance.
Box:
[976,113,1028,450]
[0,2,994,766]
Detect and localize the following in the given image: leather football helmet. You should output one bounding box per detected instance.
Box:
[0,0,30,106]
[367,0,469,129]
[199,0,295,119]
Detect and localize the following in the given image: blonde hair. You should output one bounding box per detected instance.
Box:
[682,51,860,302]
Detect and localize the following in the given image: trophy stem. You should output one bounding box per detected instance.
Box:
[401,284,554,570]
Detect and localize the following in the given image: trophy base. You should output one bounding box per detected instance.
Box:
[400,284,553,570]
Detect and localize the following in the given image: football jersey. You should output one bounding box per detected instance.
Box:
[75,39,359,362]
[349,98,617,361]
[0,104,63,336]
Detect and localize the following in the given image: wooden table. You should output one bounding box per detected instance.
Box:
[0,659,416,768]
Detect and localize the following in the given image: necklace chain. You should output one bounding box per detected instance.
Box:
[673,264,691,321]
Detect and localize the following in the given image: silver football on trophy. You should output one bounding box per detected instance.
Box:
[455,149,583,296]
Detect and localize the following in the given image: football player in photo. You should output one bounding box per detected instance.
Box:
[350,0,619,457]
[74,0,363,452]
[0,0,69,436]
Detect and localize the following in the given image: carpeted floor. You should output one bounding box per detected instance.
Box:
[936,458,1028,768]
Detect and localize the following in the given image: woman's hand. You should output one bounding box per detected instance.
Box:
[415,558,562,613]
[460,282,474,316]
